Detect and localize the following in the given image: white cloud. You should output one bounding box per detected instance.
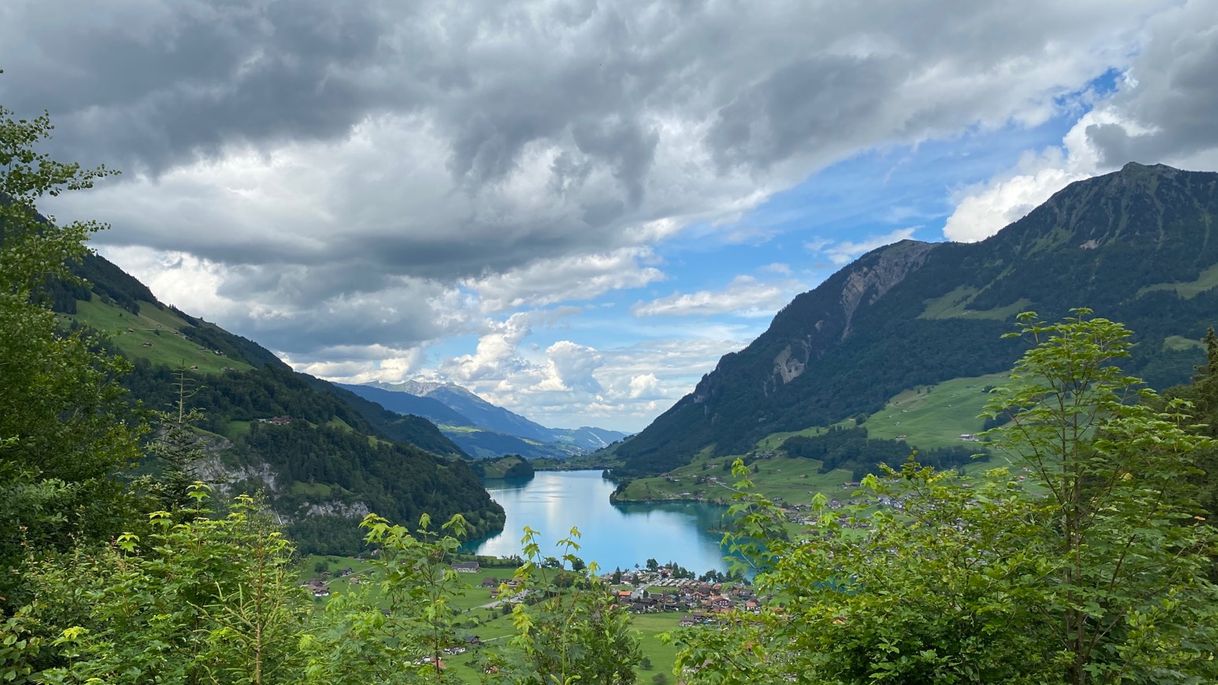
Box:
[632,275,799,318]
[467,248,665,312]
[389,313,753,431]
[537,341,604,393]
[442,312,538,384]
[808,227,918,265]
[628,373,662,399]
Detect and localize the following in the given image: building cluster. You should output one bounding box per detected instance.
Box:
[599,566,759,619]
[302,566,360,598]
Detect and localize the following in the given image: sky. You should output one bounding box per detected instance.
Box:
[3,0,1218,432]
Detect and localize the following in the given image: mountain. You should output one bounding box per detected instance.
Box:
[359,380,629,457]
[613,163,1218,476]
[549,426,627,451]
[335,383,474,427]
[381,380,556,442]
[49,251,504,554]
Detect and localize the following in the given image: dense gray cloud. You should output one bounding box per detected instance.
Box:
[0,0,1202,373]
[1085,0,1218,166]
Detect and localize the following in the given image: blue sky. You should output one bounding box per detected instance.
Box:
[14,0,1217,431]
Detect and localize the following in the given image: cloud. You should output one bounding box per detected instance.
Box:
[538,341,604,394]
[442,312,541,384]
[628,373,661,399]
[808,228,918,265]
[419,312,753,431]
[632,275,799,318]
[6,0,1213,428]
[97,244,465,354]
[15,0,1167,308]
[467,247,665,312]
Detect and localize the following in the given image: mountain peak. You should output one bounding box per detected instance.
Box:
[1119,161,1176,174]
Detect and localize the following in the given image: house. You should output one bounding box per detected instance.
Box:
[452,561,480,574]
[481,576,500,588]
[303,579,330,598]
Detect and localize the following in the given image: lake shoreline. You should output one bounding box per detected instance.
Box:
[470,469,733,575]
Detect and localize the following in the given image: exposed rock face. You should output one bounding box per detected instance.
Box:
[301,500,371,519]
[838,240,936,339]
[766,240,935,387]
[196,456,279,495]
[773,344,807,384]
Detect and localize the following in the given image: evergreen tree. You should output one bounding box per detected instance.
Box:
[149,366,208,512]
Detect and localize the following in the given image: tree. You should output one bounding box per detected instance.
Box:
[675,311,1218,684]
[1164,326,1218,524]
[493,526,641,684]
[303,512,471,684]
[148,366,208,511]
[0,77,142,608]
[984,310,1218,683]
[21,487,309,683]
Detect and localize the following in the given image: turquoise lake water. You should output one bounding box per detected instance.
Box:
[470,470,731,574]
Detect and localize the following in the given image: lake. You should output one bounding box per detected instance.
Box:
[469,470,732,574]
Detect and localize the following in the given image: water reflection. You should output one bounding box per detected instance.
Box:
[469,470,731,574]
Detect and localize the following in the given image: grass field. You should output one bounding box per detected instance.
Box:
[1137,262,1218,299]
[864,372,1007,449]
[297,555,688,682]
[617,372,1007,508]
[71,297,251,374]
[1164,334,1204,352]
[615,453,854,507]
[919,285,1031,321]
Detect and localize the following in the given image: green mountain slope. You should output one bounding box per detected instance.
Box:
[55,252,502,553]
[613,163,1218,476]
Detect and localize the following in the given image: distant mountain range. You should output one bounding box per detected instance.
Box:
[339,381,628,459]
[610,163,1218,477]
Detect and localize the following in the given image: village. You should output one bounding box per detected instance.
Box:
[302,557,760,624]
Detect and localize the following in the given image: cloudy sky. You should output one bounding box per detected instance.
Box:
[3,0,1217,431]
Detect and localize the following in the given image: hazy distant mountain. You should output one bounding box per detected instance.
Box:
[358,380,629,457]
[382,380,555,442]
[335,383,473,427]
[612,163,1218,476]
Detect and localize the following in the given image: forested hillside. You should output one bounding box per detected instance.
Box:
[47,250,502,553]
[614,164,1218,476]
